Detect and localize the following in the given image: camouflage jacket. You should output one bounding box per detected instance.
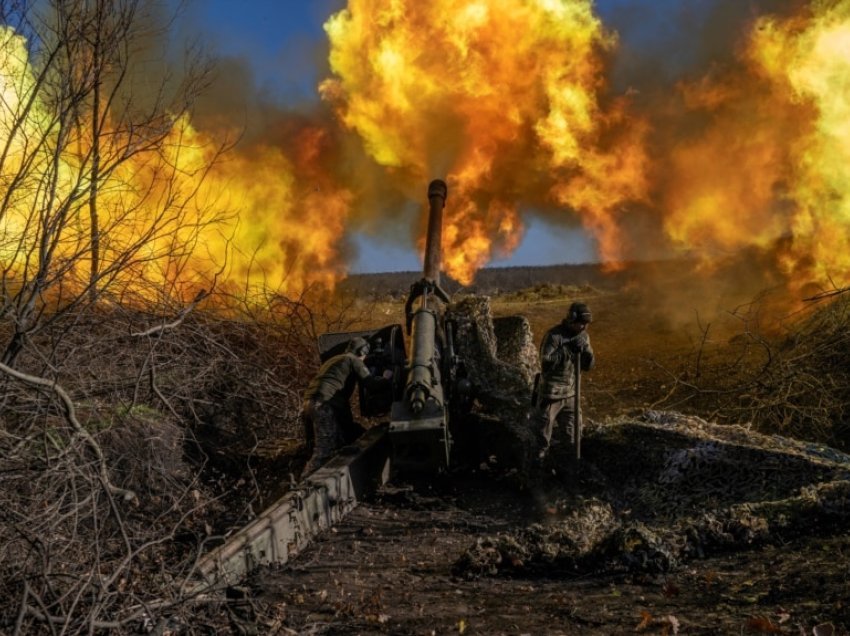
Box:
[538,321,595,400]
[304,353,371,408]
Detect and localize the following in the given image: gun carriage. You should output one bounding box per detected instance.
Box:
[317,180,472,473]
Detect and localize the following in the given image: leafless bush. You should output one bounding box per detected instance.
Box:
[746,294,850,446]
[0,285,361,633]
[651,293,850,450]
[0,373,212,633]
[0,0,368,630]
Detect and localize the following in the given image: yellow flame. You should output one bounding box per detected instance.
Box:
[0,26,352,303]
[14,0,850,302]
[752,2,850,284]
[322,0,647,283]
[661,0,850,289]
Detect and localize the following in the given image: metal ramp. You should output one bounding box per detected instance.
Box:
[185,426,390,594]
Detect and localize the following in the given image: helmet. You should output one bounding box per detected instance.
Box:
[567,302,592,324]
[347,336,370,357]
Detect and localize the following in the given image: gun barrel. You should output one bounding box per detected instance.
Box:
[387,179,452,473]
[406,306,443,411]
[423,179,447,283]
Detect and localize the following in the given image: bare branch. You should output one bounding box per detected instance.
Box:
[0,359,138,504]
[130,288,209,337]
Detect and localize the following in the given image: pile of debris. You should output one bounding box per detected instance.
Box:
[454,411,850,577]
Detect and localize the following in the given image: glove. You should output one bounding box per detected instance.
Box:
[566,333,589,354]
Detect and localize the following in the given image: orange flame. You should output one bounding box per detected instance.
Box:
[321,0,850,291]
[8,1,850,303]
[657,1,850,290]
[0,26,352,303]
[320,0,648,283]
[752,3,850,286]
[184,123,353,295]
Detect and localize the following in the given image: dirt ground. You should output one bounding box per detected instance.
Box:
[249,476,849,635]
[242,276,850,635]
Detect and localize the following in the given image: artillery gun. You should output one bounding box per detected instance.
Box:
[317,179,472,473]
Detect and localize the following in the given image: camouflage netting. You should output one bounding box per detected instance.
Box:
[454,411,850,577]
[492,315,539,388]
[447,295,538,413]
[446,295,540,468]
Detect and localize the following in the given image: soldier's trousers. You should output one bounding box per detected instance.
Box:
[301,400,364,476]
[532,396,578,456]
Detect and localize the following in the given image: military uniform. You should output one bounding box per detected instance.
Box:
[301,338,379,476]
[532,304,595,460]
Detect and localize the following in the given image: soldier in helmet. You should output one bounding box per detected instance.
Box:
[300,336,390,476]
[532,301,595,464]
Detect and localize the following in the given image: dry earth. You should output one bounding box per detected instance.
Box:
[239,277,849,636]
[249,478,849,635]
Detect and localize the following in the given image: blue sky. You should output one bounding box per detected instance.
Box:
[178,1,344,102]
[173,0,754,273]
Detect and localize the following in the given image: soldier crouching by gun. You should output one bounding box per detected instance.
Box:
[300,336,392,477]
[531,302,595,471]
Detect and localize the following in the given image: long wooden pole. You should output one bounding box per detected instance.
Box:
[574,350,582,462]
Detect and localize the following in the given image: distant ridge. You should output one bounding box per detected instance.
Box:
[339,261,677,297]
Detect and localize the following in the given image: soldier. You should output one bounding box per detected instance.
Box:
[301,336,389,476]
[532,301,595,464]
